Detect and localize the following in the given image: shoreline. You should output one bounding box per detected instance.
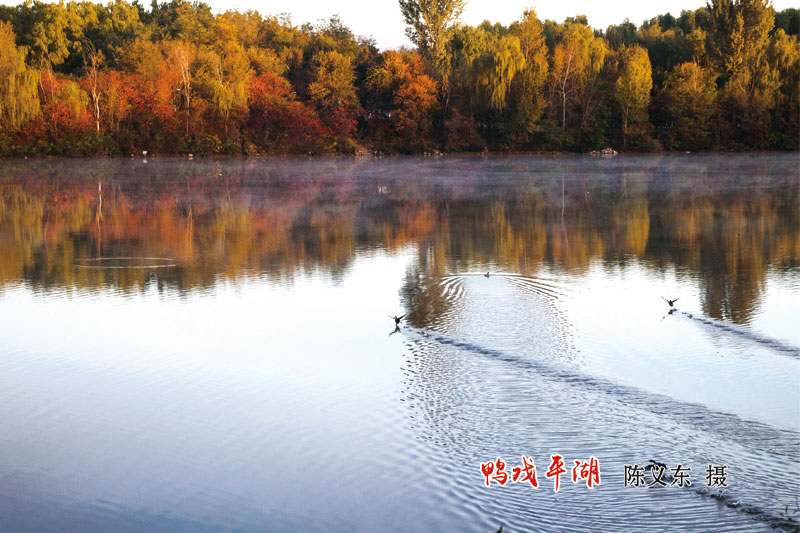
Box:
[1,149,797,160]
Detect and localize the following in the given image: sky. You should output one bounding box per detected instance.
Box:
[224,0,798,49]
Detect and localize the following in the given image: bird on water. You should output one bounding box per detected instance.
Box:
[662,296,679,308]
[644,459,672,480]
[644,459,667,472]
[484,272,490,278]
[390,314,407,326]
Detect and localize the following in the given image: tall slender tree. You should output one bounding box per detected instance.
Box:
[510,9,549,139]
[398,0,466,115]
[613,44,652,149]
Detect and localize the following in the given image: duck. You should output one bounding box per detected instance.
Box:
[390,314,407,326]
[484,272,490,278]
[644,459,667,473]
[644,459,673,481]
[662,296,679,308]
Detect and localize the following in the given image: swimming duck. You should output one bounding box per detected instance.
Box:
[484,272,490,278]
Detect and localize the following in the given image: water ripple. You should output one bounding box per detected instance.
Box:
[678,311,800,358]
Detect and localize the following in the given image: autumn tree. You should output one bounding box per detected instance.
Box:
[82,40,103,132]
[707,0,778,145]
[365,51,437,150]
[196,40,251,135]
[472,33,524,113]
[398,0,466,113]
[20,72,95,154]
[307,50,360,139]
[97,70,133,132]
[393,74,437,149]
[0,0,798,154]
[113,35,183,149]
[247,71,331,153]
[0,21,40,132]
[766,28,799,146]
[661,61,717,149]
[549,21,608,143]
[612,44,652,149]
[509,9,549,141]
[706,0,773,81]
[166,41,196,134]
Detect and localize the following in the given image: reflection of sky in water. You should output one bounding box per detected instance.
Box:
[0,252,423,531]
[0,155,797,531]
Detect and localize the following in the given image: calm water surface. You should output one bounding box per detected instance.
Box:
[0,154,798,531]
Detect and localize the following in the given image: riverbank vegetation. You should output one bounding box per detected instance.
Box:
[0,1,797,155]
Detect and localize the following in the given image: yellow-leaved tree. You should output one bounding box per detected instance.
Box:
[550,22,607,135]
[662,61,717,149]
[613,44,653,150]
[0,21,40,133]
[509,9,549,140]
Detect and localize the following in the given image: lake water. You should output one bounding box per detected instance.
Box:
[0,154,798,532]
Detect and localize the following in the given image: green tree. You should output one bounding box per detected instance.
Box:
[23,1,88,71]
[773,8,798,36]
[605,19,638,49]
[92,0,144,61]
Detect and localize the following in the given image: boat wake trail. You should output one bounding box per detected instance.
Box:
[677,311,800,358]
[403,326,799,458]
[691,486,800,531]
[402,325,800,531]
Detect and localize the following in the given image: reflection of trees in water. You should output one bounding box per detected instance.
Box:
[0,156,796,324]
[399,246,457,330]
[647,190,796,323]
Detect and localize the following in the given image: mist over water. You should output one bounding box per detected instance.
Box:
[0,154,798,531]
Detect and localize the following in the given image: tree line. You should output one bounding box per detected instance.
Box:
[0,0,797,156]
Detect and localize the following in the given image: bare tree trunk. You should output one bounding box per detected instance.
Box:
[183,58,192,135]
[93,85,100,132]
[84,41,102,133]
[172,47,193,135]
[622,106,629,151]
